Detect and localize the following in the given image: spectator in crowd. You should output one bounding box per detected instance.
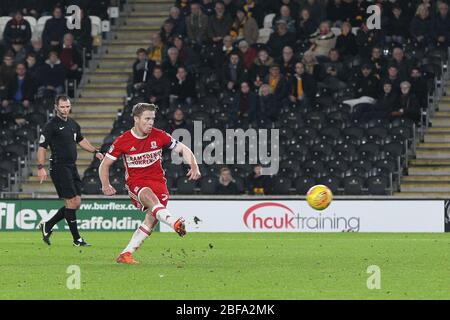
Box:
[42,6,68,50]
[168,6,187,36]
[303,0,327,24]
[326,0,345,26]
[216,167,240,195]
[26,37,46,65]
[389,47,413,80]
[386,4,410,45]
[318,48,348,92]
[391,81,420,123]
[410,4,432,47]
[250,49,274,89]
[306,21,336,61]
[289,62,317,109]
[267,19,296,59]
[162,47,182,81]
[21,0,43,18]
[167,108,192,133]
[222,52,248,92]
[408,66,428,107]
[3,62,36,113]
[356,21,382,58]
[201,0,215,16]
[433,1,450,47]
[160,19,176,45]
[246,164,270,195]
[169,66,197,106]
[264,64,289,102]
[2,10,32,48]
[237,40,257,70]
[230,8,259,45]
[186,2,209,45]
[276,46,297,79]
[208,1,233,45]
[367,46,387,79]
[278,0,300,16]
[176,0,191,18]
[36,50,66,98]
[71,8,93,55]
[344,64,379,109]
[355,81,399,122]
[335,21,358,59]
[212,35,234,69]
[25,52,39,80]
[145,66,170,107]
[148,33,167,65]
[381,64,403,96]
[223,0,238,17]
[10,39,27,64]
[273,5,296,33]
[133,48,154,89]
[173,35,199,70]
[0,53,16,107]
[301,51,322,80]
[257,83,278,122]
[59,33,83,83]
[232,81,257,122]
[297,8,319,41]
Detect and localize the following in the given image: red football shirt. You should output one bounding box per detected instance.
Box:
[105,127,178,184]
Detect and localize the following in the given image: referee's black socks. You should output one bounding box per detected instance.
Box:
[64,208,81,241]
[44,206,66,233]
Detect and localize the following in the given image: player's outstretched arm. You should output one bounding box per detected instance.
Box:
[174,142,201,180]
[99,157,116,196]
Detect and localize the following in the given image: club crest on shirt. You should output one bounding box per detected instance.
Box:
[150,141,157,149]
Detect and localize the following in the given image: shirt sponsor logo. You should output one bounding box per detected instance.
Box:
[125,150,162,168]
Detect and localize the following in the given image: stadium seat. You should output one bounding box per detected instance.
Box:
[200,177,217,194]
[0,17,12,40]
[0,160,15,175]
[110,176,127,195]
[318,175,342,194]
[258,28,272,44]
[89,16,102,36]
[14,127,37,143]
[295,176,316,194]
[343,176,364,195]
[176,177,197,194]
[270,176,292,195]
[82,177,102,195]
[24,16,36,35]
[263,13,276,28]
[5,144,27,158]
[367,176,390,195]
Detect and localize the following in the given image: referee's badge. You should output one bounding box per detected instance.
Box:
[39,134,45,144]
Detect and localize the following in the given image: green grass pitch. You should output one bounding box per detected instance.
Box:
[0,232,449,299]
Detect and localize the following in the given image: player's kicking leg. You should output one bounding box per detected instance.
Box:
[116,188,185,264]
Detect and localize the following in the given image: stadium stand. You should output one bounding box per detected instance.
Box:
[1,0,449,199]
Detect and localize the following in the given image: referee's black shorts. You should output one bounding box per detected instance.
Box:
[49,164,82,199]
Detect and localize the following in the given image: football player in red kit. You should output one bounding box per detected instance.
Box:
[99,103,201,264]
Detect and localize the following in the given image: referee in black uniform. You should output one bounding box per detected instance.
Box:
[37,95,104,246]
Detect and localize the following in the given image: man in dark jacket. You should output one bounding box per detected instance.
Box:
[267,20,296,59]
[391,81,420,123]
[433,1,450,47]
[42,6,68,50]
[3,11,32,48]
[37,50,66,97]
[222,52,248,91]
[289,62,316,109]
[207,1,233,45]
[357,81,399,122]
[145,66,170,108]
[169,66,196,106]
[318,48,348,92]
[4,62,37,115]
